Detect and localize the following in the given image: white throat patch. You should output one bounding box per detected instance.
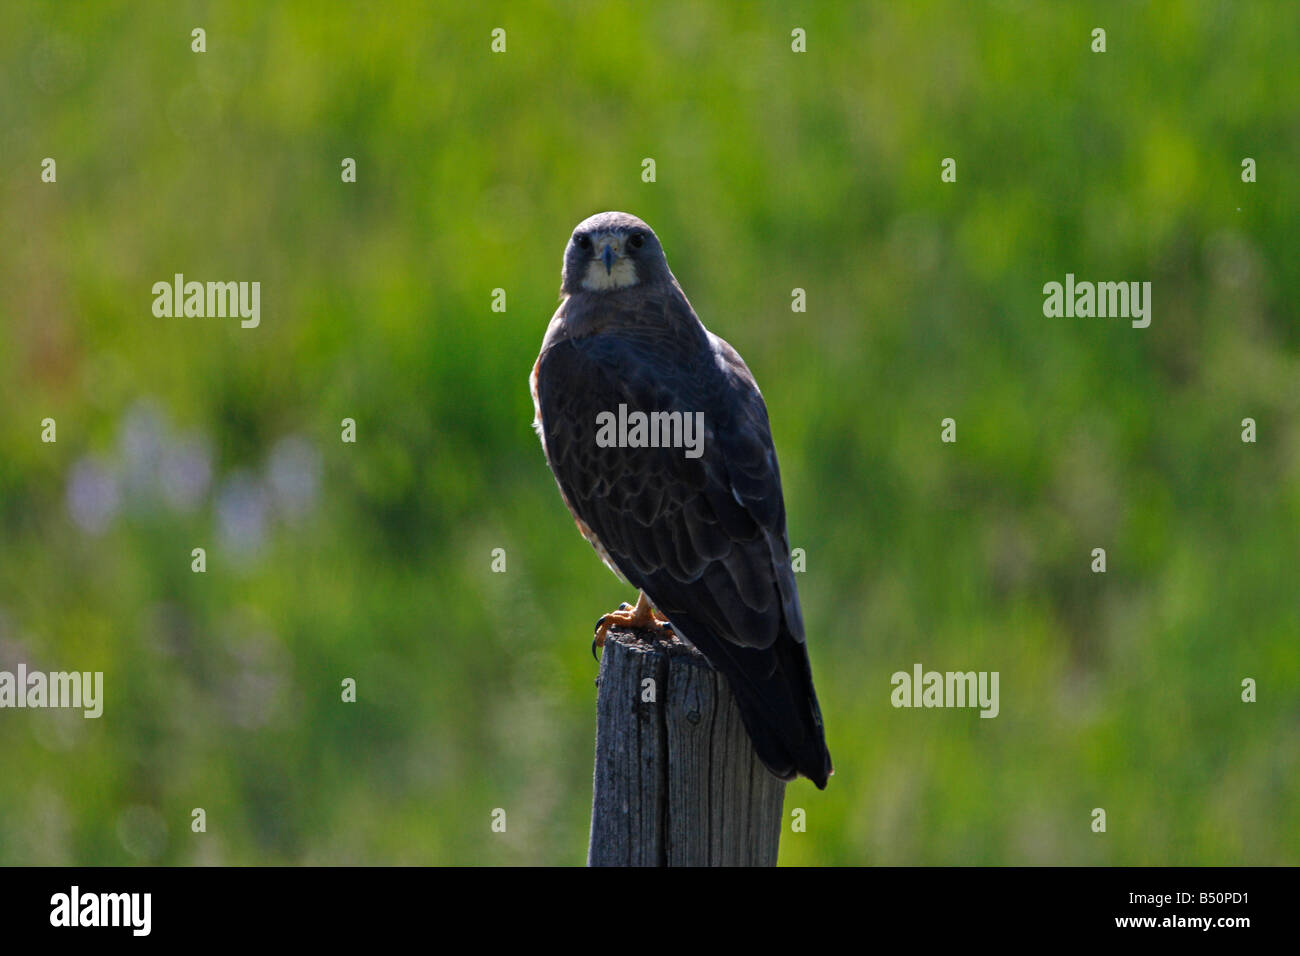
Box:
[581,257,639,291]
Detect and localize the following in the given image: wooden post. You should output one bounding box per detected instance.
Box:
[587,627,786,866]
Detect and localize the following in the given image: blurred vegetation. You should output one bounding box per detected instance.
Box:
[0,0,1297,865]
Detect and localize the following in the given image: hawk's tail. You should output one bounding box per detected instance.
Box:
[717,633,833,789]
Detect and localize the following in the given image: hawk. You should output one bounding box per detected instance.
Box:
[531,211,832,788]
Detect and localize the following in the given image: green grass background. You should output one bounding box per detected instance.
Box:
[0,0,1296,864]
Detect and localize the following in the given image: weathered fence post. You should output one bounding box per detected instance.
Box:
[587,627,786,866]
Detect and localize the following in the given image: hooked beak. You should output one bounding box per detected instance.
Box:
[601,243,616,275]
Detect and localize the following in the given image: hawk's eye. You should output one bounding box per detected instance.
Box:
[575,234,591,249]
[627,232,645,250]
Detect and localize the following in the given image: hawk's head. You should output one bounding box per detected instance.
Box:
[561,211,670,295]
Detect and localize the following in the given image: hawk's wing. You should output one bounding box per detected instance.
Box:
[536,292,831,786]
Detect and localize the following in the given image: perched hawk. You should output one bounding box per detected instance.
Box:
[531,211,832,788]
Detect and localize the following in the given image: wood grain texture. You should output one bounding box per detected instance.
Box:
[587,627,786,866]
